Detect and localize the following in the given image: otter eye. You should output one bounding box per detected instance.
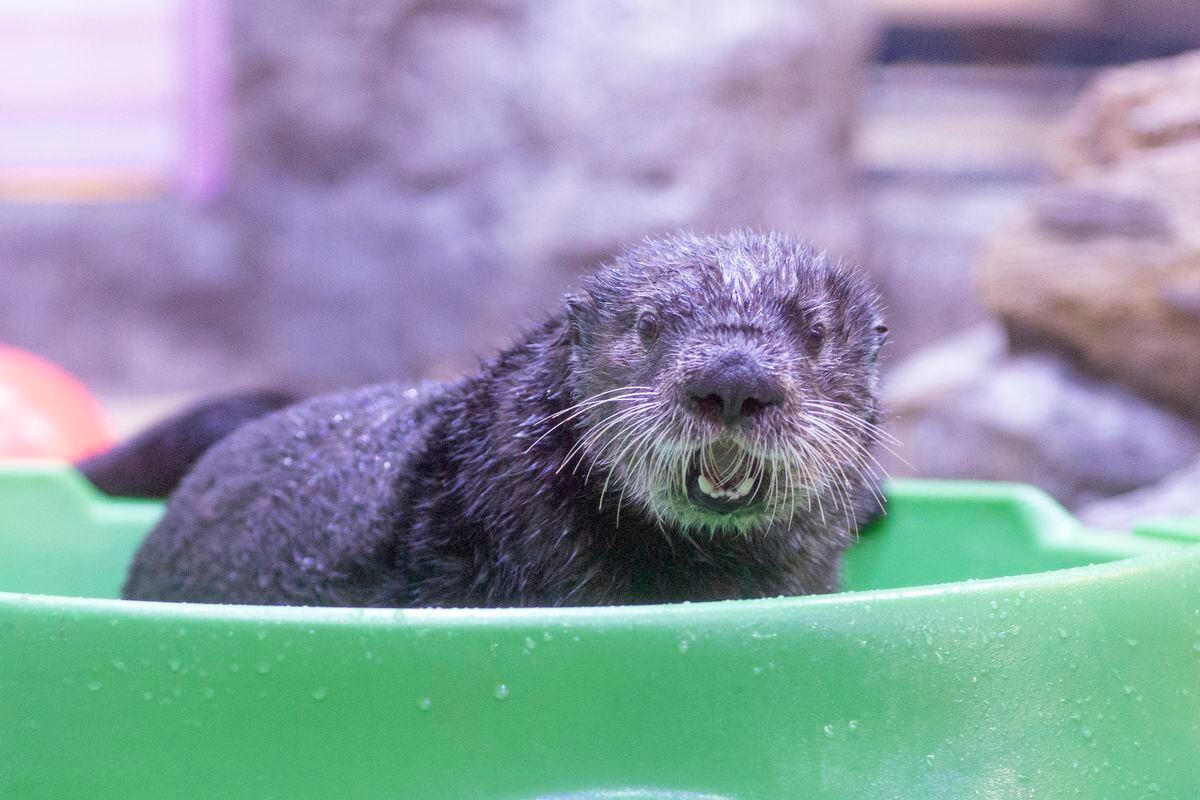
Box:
[805,322,826,349]
[875,324,889,337]
[637,312,660,343]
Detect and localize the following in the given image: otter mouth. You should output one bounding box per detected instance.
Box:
[685,441,762,515]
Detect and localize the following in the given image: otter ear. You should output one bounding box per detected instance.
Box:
[563,294,594,347]
[869,322,889,361]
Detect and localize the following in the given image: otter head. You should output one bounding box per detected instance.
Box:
[562,231,888,535]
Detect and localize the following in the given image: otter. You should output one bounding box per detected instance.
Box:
[118,231,890,607]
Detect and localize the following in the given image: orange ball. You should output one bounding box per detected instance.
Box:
[0,344,113,460]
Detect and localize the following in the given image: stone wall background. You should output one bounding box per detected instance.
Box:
[0,0,876,394]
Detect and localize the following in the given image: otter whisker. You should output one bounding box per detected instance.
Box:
[805,401,908,467]
[801,410,878,471]
[524,388,657,454]
[807,419,899,482]
[611,430,655,528]
[806,399,902,446]
[772,448,792,527]
[820,428,885,523]
[792,445,811,524]
[592,401,669,473]
[799,418,861,505]
[589,405,657,472]
[799,424,875,523]
[786,434,825,525]
[598,414,662,514]
[803,411,890,509]
[538,386,657,422]
[559,399,659,476]
[724,445,753,486]
[772,444,793,527]
[676,420,694,505]
[795,439,820,521]
[532,388,656,437]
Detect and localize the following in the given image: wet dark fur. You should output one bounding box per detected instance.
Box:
[78,391,296,498]
[123,231,887,607]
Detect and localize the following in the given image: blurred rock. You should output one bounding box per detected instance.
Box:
[1096,2,1200,53]
[978,51,1200,414]
[0,1,878,394]
[884,325,1200,508]
[230,0,878,388]
[1077,457,1200,531]
[0,202,259,392]
[1058,50,1200,170]
[858,64,1089,363]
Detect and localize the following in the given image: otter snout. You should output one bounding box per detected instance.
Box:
[683,350,784,425]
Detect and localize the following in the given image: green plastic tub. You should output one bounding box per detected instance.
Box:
[1,462,1198,799]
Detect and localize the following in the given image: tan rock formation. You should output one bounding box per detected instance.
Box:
[978,51,1200,414]
[1059,50,1200,171]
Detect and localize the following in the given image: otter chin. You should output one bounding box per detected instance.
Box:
[121,230,889,608]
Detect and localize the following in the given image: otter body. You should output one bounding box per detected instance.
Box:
[123,231,888,607]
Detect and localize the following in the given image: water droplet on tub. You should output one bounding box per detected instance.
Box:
[110,658,127,672]
[493,684,510,700]
[416,697,432,711]
[677,639,690,654]
[87,681,102,692]
[312,687,328,701]
[1126,638,1138,647]
[822,724,835,738]
[256,662,271,674]
[168,657,182,672]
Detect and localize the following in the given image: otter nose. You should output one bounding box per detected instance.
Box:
[684,352,784,425]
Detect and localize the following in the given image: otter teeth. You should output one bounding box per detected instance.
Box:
[697,473,755,501]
